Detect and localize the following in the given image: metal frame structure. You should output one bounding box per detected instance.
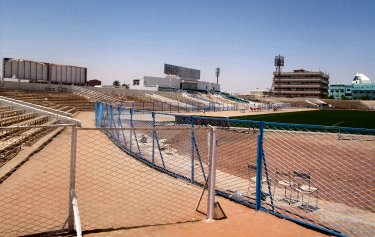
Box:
[273,55,284,97]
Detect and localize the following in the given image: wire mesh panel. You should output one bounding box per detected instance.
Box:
[261,123,375,237]
[75,127,207,233]
[0,125,72,236]
[215,119,261,203]
[95,102,375,236]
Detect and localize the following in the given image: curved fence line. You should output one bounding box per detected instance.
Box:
[95,101,375,237]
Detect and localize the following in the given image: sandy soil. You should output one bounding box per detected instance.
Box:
[86,202,326,237]
[76,112,328,237]
[0,111,327,237]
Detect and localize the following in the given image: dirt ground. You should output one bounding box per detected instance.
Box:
[76,112,327,237]
[0,111,328,237]
[85,203,326,237]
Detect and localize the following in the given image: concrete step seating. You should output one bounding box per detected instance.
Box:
[0,90,94,112]
[146,94,195,109]
[0,119,58,161]
[0,106,13,112]
[0,109,25,118]
[183,93,211,106]
[0,115,49,139]
[0,113,36,127]
[157,92,204,107]
[71,86,120,104]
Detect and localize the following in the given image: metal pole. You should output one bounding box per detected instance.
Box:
[152,112,155,163]
[68,125,77,232]
[191,116,195,183]
[130,109,133,153]
[255,122,264,210]
[207,126,217,220]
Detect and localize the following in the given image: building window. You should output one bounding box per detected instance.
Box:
[133,80,140,86]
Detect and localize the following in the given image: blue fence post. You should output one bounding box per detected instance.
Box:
[94,102,98,126]
[130,108,133,154]
[152,111,155,164]
[118,106,128,148]
[95,102,103,127]
[255,121,264,210]
[191,116,195,183]
[109,104,114,137]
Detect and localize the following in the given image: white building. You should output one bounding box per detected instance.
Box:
[129,76,220,92]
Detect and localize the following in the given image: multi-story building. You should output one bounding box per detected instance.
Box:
[328,84,352,99]
[129,76,220,92]
[272,69,329,98]
[129,64,220,92]
[329,73,375,100]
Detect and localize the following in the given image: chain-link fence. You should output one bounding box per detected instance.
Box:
[96,101,375,237]
[2,101,372,236]
[261,122,375,237]
[0,124,72,236]
[75,127,209,233]
[0,122,218,236]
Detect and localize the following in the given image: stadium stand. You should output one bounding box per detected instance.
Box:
[145,94,196,109]
[157,91,205,107]
[0,89,94,113]
[214,91,250,104]
[322,99,372,110]
[0,105,61,167]
[72,86,120,104]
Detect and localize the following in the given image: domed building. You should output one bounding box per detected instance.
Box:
[352,73,372,84]
[329,73,375,100]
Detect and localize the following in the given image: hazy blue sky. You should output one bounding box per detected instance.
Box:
[1,0,374,93]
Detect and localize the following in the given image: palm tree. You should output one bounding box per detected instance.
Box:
[112,80,120,87]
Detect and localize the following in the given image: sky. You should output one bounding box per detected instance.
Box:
[0,0,374,93]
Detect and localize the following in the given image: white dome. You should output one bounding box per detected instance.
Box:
[352,73,372,84]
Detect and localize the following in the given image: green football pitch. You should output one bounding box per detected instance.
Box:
[231,109,375,129]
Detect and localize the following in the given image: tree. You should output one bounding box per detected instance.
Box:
[341,95,348,100]
[360,95,370,100]
[122,82,129,89]
[112,80,120,87]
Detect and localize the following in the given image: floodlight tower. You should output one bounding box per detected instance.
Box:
[274,55,284,97]
[216,68,220,85]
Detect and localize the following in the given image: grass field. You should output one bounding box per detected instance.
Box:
[231,109,375,129]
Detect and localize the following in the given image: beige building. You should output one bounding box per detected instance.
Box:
[272,69,329,98]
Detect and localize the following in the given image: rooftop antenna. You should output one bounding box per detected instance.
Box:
[274,55,284,97]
